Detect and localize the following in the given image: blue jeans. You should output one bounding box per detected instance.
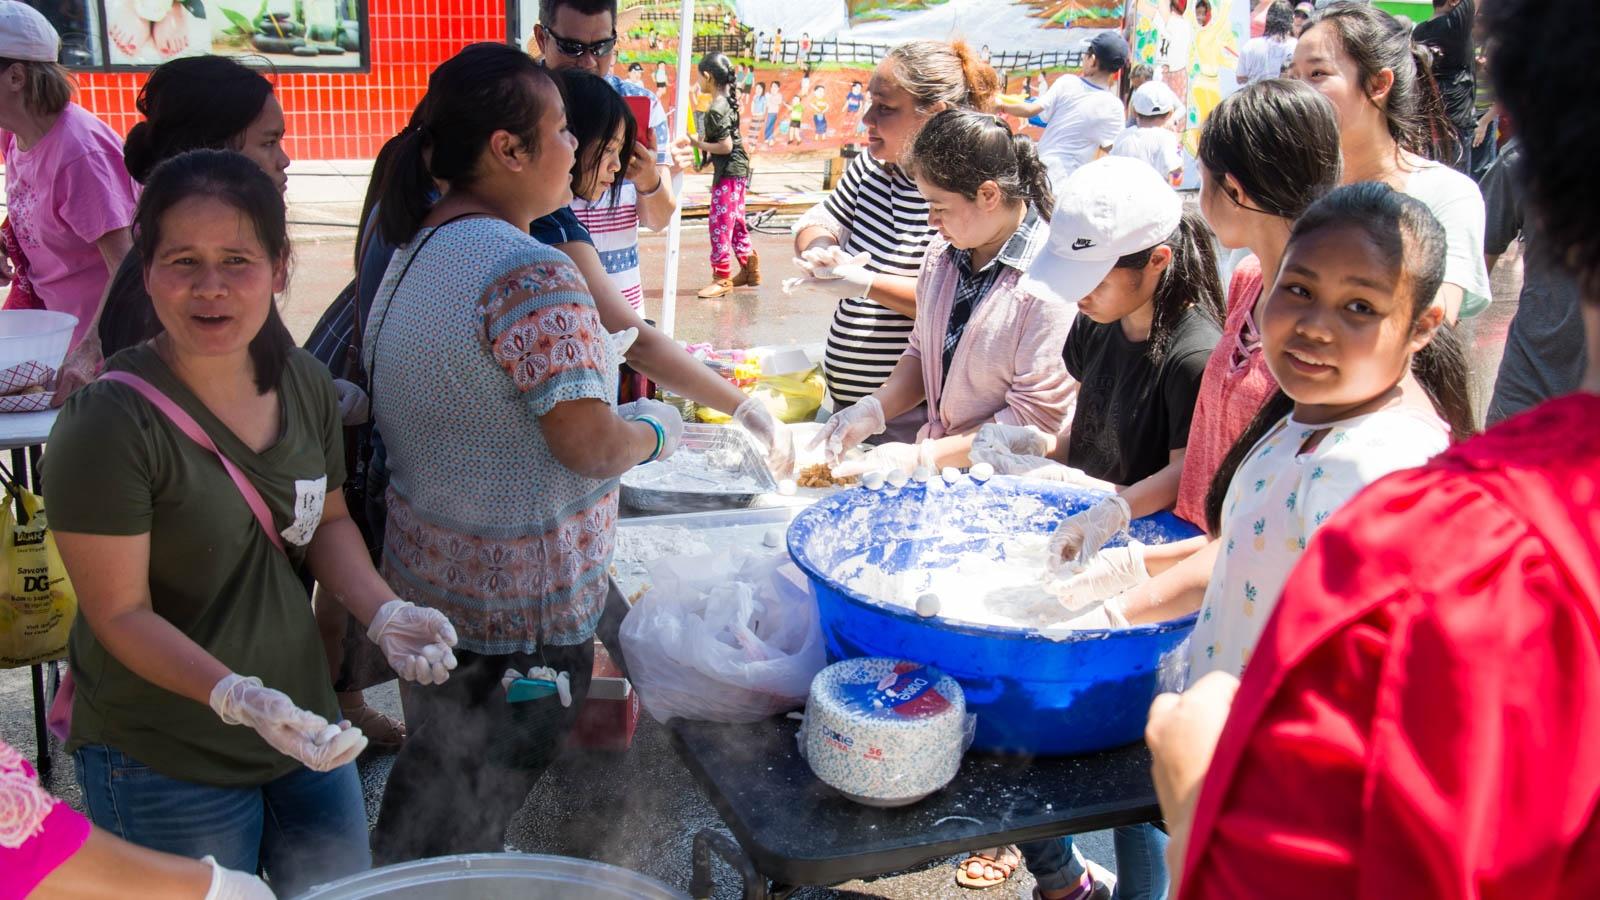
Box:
[75,744,370,897]
[1020,824,1169,900]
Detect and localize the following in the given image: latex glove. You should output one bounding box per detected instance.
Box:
[783,247,875,298]
[970,422,1052,460]
[608,327,639,364]
[1051,541,1149,611]
[1050,495,1134,570]
[202,856,276,900]
[808,395,886,463]
[831,440,934,479]
[209,674,367,772]
[367,599,459,685]
[332,378,370,427]
[618,398,685,461]
[501,667,573,707]
[734,397,794,475]
[970,437,1116,489]
[1048,596,1132,631]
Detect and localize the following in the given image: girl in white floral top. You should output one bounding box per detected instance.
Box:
[1103,184,1476,681]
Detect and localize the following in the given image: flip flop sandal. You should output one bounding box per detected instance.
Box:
[955,844,1022,889]
[340,702,407,753]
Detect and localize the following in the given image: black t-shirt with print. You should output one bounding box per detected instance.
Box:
[1063,306,1220,486]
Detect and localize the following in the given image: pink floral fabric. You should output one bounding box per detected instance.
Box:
[709,176,752,279]
[0,738,92,899]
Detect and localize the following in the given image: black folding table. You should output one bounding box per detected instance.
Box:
[667,716,1161,899]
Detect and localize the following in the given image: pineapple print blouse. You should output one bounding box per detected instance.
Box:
[1186,405,1449,681]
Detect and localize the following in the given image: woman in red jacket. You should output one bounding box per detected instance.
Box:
[1145,1,1600,896]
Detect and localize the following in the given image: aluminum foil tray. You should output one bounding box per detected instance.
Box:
[621,423,778,514]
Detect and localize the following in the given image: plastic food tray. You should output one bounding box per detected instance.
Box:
[621,424,779,514]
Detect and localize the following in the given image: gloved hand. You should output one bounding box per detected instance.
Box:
[831,440,934,479]
[783,247,875,298]
[1049,495,1134,570]
[332,379,370,427]
[202,856,276,900]
[734,397,794,475]
[970,422,1052,460]
[209,674,367,772]
[808,395,886,463]
[1051,596,1132,630]
[618,398,685,461]
[1050,541,1149,610]
[968,433,1116,489]
[367,599,459,685]
[608,327,639,366]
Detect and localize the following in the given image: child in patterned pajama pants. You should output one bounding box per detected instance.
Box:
[709,176,752,282]
[694,53,759,298]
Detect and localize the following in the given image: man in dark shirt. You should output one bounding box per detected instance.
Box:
[1413,0,1476,172]
[1481,138,1586,423]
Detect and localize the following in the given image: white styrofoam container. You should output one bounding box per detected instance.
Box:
[0,310,76,375]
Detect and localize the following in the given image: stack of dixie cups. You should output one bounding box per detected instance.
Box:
[801,658,968,807]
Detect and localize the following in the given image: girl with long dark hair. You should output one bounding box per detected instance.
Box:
[692,52,757,298]
[961,156,1224,900]
[1289,1,1490,320]
[361,43,684,862]
[813,110,1073,476]
[1100,182,1474,647]
[1038,80,1343,604]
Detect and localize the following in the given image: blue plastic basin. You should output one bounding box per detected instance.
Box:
[787,475,1201,756]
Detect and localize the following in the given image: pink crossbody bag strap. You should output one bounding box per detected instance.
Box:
[99,370,285,553]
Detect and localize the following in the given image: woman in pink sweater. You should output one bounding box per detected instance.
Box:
[813,110,1076,475]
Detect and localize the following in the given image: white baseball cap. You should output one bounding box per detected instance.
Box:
[0,2,60,63]
[1131,81,1181,118]
[1024,157,1183,305]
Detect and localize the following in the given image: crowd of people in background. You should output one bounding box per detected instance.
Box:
[3,0,1598,898]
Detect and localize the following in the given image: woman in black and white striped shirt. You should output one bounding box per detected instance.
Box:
[792,40,1000,439]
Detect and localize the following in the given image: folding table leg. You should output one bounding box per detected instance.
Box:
[691,828,774,900]
[31,661,50,775]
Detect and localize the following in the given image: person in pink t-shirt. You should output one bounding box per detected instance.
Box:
[1043,81,1344,602]
[0,4,139,396]
[0,736,271,899]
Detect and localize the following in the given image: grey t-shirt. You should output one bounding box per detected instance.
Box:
[1483,140,1586,424]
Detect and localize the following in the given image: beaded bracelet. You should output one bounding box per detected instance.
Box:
[637,415,667,463]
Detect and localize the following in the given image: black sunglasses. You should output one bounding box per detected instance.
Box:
[544,27,617,59]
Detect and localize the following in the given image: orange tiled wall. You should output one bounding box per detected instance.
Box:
[72,0,510,160]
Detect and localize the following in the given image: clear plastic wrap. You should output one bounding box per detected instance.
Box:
[796,658,977,807]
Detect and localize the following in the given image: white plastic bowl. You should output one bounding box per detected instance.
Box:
[0,310,77,375]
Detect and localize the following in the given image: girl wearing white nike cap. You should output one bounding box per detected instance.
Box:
[961,154,1224,900]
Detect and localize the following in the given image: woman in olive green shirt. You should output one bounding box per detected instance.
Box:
[44,150,456,896]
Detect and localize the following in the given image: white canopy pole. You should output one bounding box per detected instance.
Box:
[657,0,696,338]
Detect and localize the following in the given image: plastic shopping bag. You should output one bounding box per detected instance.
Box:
[620,548,826,724]
[0,484,77,668]
[697,367,826,426]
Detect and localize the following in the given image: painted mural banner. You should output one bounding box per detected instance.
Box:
[545,0,1243,182]
[80,0,368,69]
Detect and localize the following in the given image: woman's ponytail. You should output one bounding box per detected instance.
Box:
[1411,322,1476,440]
[905,109,1051,217]
[1410,42,1464,166]
[375,126,433,247]
[123,121,158,183]
[950,40,999,112]
[1010,133,1054,221]
[1115,210,1225,365]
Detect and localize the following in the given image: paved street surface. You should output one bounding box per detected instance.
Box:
[0,168,1525,897]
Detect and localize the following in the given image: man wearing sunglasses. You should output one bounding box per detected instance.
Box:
[536,1,693,258]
